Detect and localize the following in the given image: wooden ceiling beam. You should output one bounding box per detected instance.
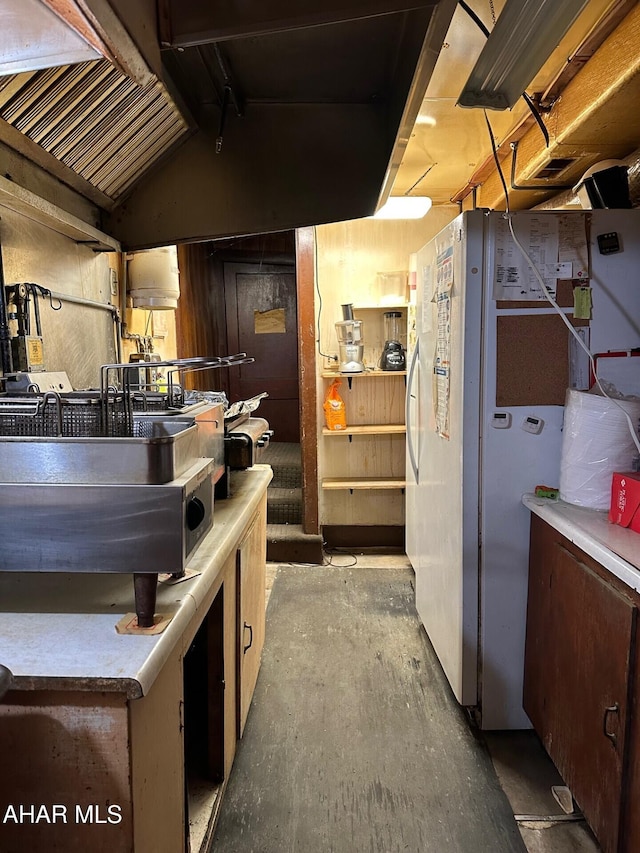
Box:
[159,0,437,48]
[471,2,640,211]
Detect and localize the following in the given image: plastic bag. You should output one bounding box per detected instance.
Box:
[323,378,347,431]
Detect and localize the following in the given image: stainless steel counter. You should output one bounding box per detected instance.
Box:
[0,465,272,699]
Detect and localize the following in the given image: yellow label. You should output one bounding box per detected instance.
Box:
[27,337,45,366]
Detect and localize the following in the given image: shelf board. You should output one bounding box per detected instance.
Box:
[321,370,406,378]
[352,303,409,310]
[321,478,406,490]
[322,424,405,436]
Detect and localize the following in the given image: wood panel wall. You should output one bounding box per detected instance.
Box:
[296,227,319,534]
[176,244,228,391]
[176,235,296,392]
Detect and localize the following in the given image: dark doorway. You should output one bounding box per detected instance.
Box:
[177,229,319,540]
[176,233,301,445]
[224,262,299,443]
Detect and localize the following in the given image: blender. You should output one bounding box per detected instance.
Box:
[380,311,406,371]
[335,304,364,373]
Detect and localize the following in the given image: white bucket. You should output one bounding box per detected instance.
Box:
[128,246,180,310]
[559,389,640,510]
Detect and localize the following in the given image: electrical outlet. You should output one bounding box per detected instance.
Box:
[109,268,118,296]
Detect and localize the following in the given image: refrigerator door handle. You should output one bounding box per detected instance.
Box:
[406,338,420,484]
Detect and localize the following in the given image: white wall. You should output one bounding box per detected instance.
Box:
[0,208,117,389]
[0,209,179,387]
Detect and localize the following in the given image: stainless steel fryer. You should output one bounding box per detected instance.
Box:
[0,356,249,626]
[0,457,215,627]
[0,417,202,485]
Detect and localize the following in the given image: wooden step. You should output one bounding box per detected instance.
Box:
[266,524,323,564]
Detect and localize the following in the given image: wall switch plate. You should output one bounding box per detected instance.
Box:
[109,268,118,296]
[491,412,512,429]
[522,415,544,435]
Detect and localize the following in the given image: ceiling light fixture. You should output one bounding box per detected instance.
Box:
[372,196,433,220]
[457,0,591,111]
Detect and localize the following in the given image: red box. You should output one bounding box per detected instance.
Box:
[610,472,640,533]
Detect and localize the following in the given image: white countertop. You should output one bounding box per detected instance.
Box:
[0,465,271,699]
[523,493,640,593]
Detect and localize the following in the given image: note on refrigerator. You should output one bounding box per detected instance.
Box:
[492,215,560,300]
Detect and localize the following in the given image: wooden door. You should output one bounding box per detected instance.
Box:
[237,505,266,737]
[224,262,299,442]
[524,517,636,853]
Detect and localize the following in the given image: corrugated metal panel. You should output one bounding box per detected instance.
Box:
[0,59,189,202]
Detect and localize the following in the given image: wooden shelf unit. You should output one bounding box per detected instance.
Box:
[321,304,408,517]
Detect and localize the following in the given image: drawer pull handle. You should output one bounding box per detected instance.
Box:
[243,622,253,654]
[603,703,620,746]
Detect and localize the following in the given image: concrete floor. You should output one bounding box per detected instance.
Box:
[486,731,600,853]
[264,554,602,853]
[217,562,525,853]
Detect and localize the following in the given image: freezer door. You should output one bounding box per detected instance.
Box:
[411,211,485,708]
[405,338,420,566]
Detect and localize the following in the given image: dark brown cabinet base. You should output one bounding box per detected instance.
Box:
[524,514,640,853]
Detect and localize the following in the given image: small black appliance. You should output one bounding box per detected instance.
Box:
[380,311,406,371]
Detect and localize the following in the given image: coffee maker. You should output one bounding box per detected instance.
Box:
[380,311,406,371]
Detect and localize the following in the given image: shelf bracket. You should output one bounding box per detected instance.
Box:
[348,376,353,390]
[348,434,353,443]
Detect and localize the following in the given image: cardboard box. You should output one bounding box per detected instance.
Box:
[610,472,640,533]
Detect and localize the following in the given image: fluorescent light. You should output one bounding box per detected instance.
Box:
[415,114,437,127]
[457,0,591,111]
[373,196,432,219]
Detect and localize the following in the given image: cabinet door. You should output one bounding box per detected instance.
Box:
[237,509,266,736]
[523,515,555,733]
[525,521,636,853]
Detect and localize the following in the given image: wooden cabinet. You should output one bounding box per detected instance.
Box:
[0,471,270,853]
[237,496,267,736]
[524,515,639,853]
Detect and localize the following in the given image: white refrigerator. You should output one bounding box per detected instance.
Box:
[406,208,640,730]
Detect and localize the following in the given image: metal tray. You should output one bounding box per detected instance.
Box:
[0,417,202,485]
[0,392,131,437]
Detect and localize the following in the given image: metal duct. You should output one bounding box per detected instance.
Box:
[535,146,640,210]
[0,60,189,204]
